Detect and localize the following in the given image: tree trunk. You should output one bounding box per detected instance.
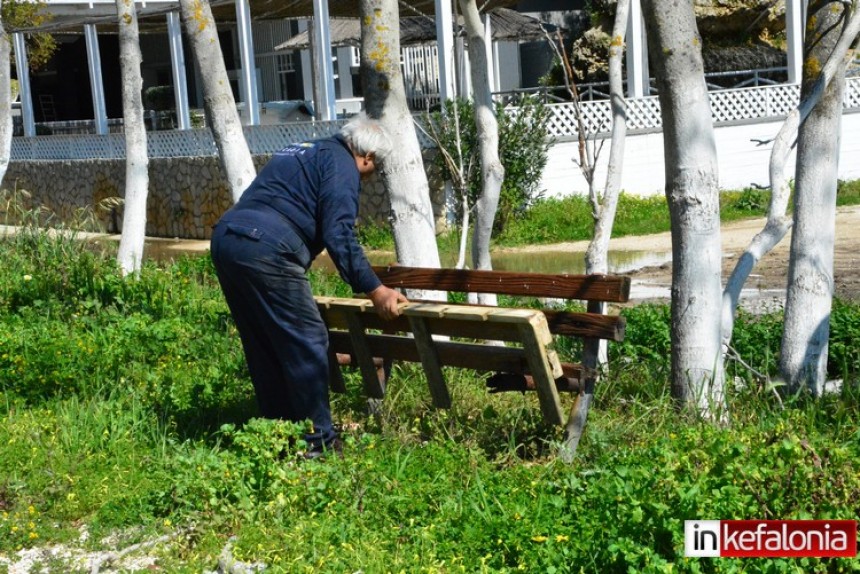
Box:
[115,0,148,276]
[178,0,255,203]
[584,0,629,277]
[0,18,12,186]
[459,0,503,280]
[359,0,442,274]
[780,2,850,396]
[722,7,860,366]
[564,0,630,461]
[641,0,725,418]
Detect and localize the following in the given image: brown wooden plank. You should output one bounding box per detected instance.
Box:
[373,265,631,303]
[317,298,624,342]
[326,346,347,393]
[318,301,527,342]
[344,312,386,399]
[543,309,626,341]
[486,372,582,394]
[517,315,564,425]
[329,331,537,373]
[407,316,452,408]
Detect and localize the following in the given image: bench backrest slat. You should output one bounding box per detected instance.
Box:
[373,265,631,303]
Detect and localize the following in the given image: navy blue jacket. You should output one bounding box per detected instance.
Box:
[221,135,381,294]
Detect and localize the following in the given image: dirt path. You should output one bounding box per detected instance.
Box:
[513,204,860,307]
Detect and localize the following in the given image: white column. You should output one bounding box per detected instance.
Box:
[299,20,313,103]
[625,0,649,98]
[312,0,337,120]
[166,11,191,130]
[84,24,108,135]
[491,38,501,93]
[435,0,456,105]
[12,33,35,137]
[336,46,353,103]
[235,0,260,124]
[786,0,806,84]
[456,36,471,97]
[483,13,498,95]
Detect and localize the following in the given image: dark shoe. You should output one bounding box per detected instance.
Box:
[303,437,344,460]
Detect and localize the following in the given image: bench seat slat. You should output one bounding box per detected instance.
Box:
[318,299,545,343]
[319,299,624,341]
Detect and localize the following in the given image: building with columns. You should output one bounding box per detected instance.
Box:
[11,0,585,135]
[10,0,809,137]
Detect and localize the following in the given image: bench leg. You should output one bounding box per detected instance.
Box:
[518,322,564,426]
[345,313,386,399]
[561,306,605,462]
[327,347,347,393]
[561,376,594,463]
[408,316,452,408]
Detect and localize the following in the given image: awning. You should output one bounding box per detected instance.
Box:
[275,7,557,51]
[17,0,520,34]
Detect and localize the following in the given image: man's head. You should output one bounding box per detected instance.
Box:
[340,114,392,177]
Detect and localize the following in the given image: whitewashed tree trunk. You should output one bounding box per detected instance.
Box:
[178,0,255,203]
[780,3,851,396]
[359,0,442,276]
[114,0,148,276]
[722,8,860,365]
[459,0,503,280]
[564,0,630,461]
[584,0,629,278]
[0,17,12,186]
[641,1,725,418]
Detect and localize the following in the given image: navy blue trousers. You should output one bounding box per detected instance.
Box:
[210,220,336,448]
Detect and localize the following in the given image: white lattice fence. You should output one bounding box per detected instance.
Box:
[242,122,346,153]
[547,77,859,138]
[846,76,860,109]
[10,122,349,161]
[621,98,662,131]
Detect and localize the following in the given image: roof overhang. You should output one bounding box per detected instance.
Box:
[14,0,520,34]
[275,8,557,51]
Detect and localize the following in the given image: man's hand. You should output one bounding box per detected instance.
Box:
[367,285,408,320]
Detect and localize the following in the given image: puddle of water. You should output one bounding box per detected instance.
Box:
[491,249,672,275]
[144,239,673,278]
[310,248,673,276]
[143,238,209,262]
[142,239,785,310]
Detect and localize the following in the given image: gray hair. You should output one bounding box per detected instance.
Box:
[340,113,393,162]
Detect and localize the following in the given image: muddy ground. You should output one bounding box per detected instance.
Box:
[507,205,860,309]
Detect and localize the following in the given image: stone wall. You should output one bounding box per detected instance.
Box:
[1,151,447,240]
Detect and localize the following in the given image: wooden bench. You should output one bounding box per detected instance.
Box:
[316,265,630,455]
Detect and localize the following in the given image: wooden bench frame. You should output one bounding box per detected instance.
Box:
[317,265,630,452]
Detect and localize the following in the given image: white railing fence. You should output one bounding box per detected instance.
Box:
[543,77,860,139]
[11,77,860,161]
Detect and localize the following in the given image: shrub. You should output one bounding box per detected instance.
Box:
[428,95,553,236]
[143,85,175,111]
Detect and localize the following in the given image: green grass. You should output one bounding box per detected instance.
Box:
[0,207,859,572]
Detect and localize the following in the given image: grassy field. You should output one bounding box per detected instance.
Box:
[358,179,860,252]
[0,213,858,572]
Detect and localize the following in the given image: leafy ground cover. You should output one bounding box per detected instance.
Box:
[0,222,858,572]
